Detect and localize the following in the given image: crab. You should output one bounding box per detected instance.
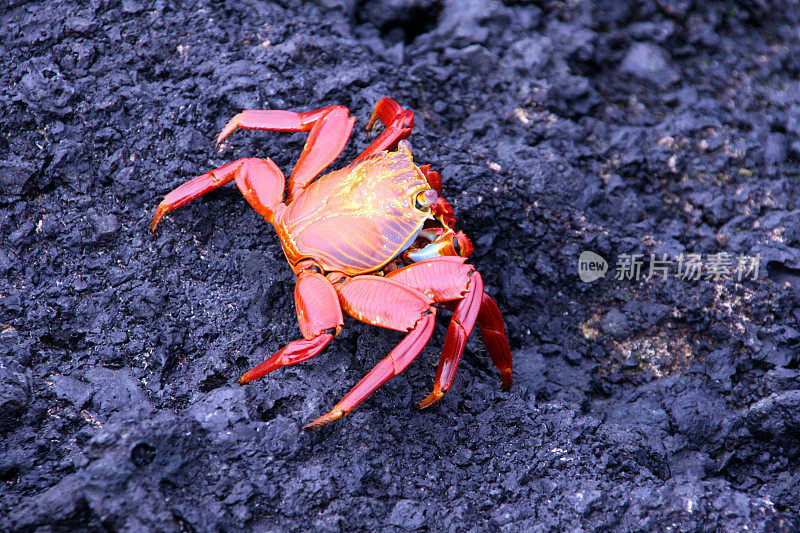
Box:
[152,98,512,428]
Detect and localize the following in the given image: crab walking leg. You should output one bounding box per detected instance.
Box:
[215,105,356,202]
[152,158,286,230]
[287,108,356,201]
[476,293,513,390]
[385,257,508,406]
[354,97,415,163]
[423,272,483,408]
[429,294,512,389]
[304,276,437,428]
[305,311,436,429]
[239,268,343,383]
[216,107,343,144]
[238,334,333,384]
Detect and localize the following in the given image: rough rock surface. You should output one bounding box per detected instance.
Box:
[2,0,800,530]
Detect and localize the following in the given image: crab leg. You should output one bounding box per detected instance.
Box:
[238,334,333,383]
[476,293,513,390]
[421,294,512,392]
[355,97,415,163]
[385,257,511,406]
[152,157,286,230]
[305,311,436,429]
[238,267,343,383]
[417,270,483,407]
[216,105,356,201]
[305,276,437,428]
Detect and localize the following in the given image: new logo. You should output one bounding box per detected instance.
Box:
[578,251,608,282]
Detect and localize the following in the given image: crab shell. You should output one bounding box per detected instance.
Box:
[277,142,433,275]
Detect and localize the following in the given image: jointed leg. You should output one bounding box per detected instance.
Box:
[288,108,355,200]
[385,257,512,406]
[304,311,436,429]
[152,157,285,230]
[238,334,333,383]
[216,107,345,145]
[477,293,512,390]
[305,275,437,428]
[238,267,343,383]
[418,271,483,408]
[216,105,356,202]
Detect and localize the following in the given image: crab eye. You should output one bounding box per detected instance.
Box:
[414,189,438,210]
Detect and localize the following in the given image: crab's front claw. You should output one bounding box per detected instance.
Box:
[418,164,442,195]
[428,197,473,256]
[406,228,474,262]
[355,98,415,162]
[454,231,474,258]
[366,97,414,132]
[431,197,457,229]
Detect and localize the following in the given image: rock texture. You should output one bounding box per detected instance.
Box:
[2,0,800,530]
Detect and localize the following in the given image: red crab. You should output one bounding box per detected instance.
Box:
[152,98,512,428]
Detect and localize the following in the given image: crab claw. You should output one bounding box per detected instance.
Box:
[454,231,474,258]
[431,197,456,229]
[406,228,473,262]
[418,164,442,195]
[366,98,414,133]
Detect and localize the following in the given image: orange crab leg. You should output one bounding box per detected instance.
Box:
[423,287,512,401]
[238,267,343,383]
[476,293,513,390]
[355,97,415,163]
[304,276,437,428]
[418,270,483,407]
[152,157,285,230]
[305,312,436,429]
[216,105,356,202]
[238,334,333,383]
[385,257,511,406]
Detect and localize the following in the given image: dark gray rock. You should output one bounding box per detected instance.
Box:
[2,0,799,530]
[744,390,800,447]
[0,157,37,197]
[0,362,29,434]
[388,499,429,529]
[620,42,680,88]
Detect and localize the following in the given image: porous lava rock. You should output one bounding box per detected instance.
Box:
[2,0,800,530]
